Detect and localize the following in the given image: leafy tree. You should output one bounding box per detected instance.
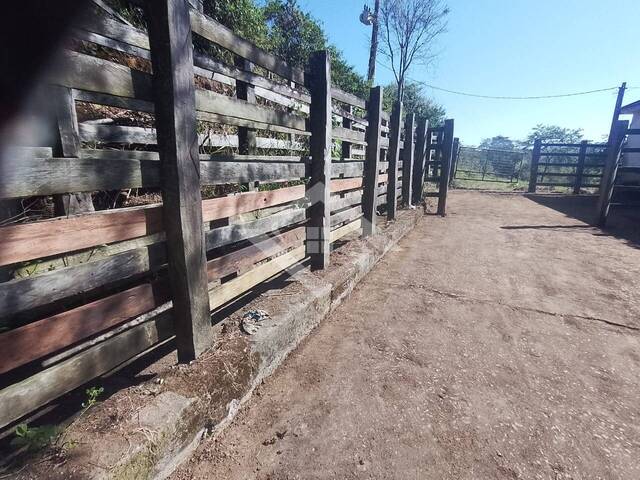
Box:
[479,135,516,150]
[203,0,268,48]
[520,124,584,149]
[263,0,368,96]
[379,0,449,101]
[383,81,445,125]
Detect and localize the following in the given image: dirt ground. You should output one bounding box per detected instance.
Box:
[172,191,640,480]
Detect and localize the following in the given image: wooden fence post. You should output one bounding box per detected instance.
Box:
[146,0,213,361]
[528,139,542,193]
[449,137,460,186]
[52,86,95,215]
[401,113,415,206]
[386,100,402,220]
[411,117,428,205]
[306,50,332,269]
[363,86,383,237]
[437,118,454,216]
[596,120,628,226]
[235,58,258,190]
[574,140,588,194]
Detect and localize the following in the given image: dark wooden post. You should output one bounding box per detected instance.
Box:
[363,86,383,236]
[573,140,588,194]
[341,105,353,159]
[596,120,628,226]
[401,113,415,206]
[386,100,402,220]
[235,59,257,155]
[52,86,95,215]
[528,139,542,193]
[437,119,454,216]
[306,50,332,269]
[147,0,213,361]
[411,117,428,204]
[449,137,460,186]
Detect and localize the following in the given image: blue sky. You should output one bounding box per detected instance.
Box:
[298,0,640,145]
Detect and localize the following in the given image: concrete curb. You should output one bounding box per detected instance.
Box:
[20,209,423,480]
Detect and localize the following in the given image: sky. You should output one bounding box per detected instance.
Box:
[298,0,640,146]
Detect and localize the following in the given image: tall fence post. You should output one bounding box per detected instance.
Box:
[573,140,588,194]
[401,113,415,206]
[363,86,383,237]
[146,0,213,361]
[306,50,332,269]
[411,117,428,204]
[449,137,460,186]
[341,105,353,159]
[386,100,403,220]
[528,139,542,193]
[437,118,454,216]
[596,120,628,226]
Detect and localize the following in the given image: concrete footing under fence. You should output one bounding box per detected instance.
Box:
[18,208,424,480]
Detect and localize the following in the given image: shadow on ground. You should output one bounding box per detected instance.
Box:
[523,193,640,248]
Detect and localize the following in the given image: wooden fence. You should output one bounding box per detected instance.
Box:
[527,139,608,193]
[0,0,455,430]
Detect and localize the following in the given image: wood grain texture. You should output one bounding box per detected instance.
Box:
[412,117,428,204]
[363,86,383,236]
[189,8,304,84]
[401,114,415,206]
[386,100,402,220]
[0,281,170,374]
[0,309,174,429]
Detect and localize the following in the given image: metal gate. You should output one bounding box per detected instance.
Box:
[454,146,525,183]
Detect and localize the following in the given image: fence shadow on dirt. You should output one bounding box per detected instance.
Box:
[522,193,640,249]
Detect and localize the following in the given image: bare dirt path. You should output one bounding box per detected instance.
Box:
[172,191,640,480]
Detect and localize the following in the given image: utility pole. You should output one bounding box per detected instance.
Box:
[360,1,380,84]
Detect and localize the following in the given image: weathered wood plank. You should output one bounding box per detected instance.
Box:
[207,226,305,282]
[0,156,160,199]
[147,0,212,360]
[0,242,166,318]
[332,126,367,145]
[330,205,363,227]
[437,119,454,216]
[206,207,306,251]
[330,191,363,211]
[306,51,333,269]
[331,87,366,109]
[196,88,307,132]
[330,218,362,242]
[411,117,428,204]
[200,161,306,185]
[528,139,542,193]
[209,246,306,310]
[189,8,304,84]
[331,161,364,178]
[0,309,174,429]
[201,186,305,222]
[74,89,155,113]
[0,281,169,374]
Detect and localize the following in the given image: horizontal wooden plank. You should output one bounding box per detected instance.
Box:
[331,87,366,109]
[209,245,306,310]
[4,146,53,159]
[193,51,310,104]
[206,207,306,251]
[330,177,362,193]
[331,161,364,178]
[78,8,149,50]
[330,218,362,242]
[0,281,170,374]
[200,161,306,185]
[196,89,308,132]
[330,205,363,227]
[0,242,166,318]
[207,226,305,282]
[333,106,368,127]
[74,89,155,113]
[0,308,174,429]
[330,191,362,211]
[73,27,150,60]
[332,126,367,145]
[0,186,304,266]
[79,123,157,144]
[0,156,160,199]
[380,137,390,149]
[190,9,304,84]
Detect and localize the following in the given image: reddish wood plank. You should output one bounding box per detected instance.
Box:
[0,281,170,374]
[0,186,306,266]
[206,226,305,282]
